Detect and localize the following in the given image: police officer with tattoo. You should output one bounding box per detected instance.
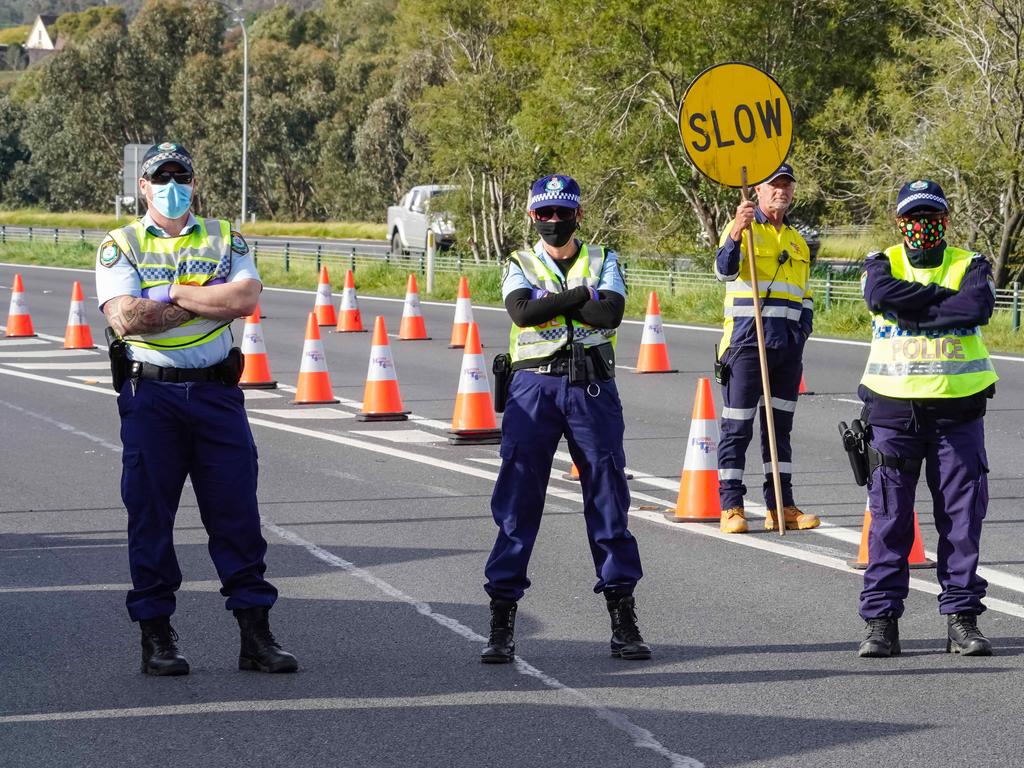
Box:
[96,142,297,675]
[856,179,998,658]
[481,174,649,664]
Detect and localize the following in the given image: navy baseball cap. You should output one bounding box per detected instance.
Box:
[762,162,796,184]
[896,179,948,215]
[140,142,194,178]
[528,174,581,211]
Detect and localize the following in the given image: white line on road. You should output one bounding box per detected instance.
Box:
[0,349,99,358]
[263,520,703,768]
[11,362,110,370]
[0,396,121,451]
[0,338,49,347]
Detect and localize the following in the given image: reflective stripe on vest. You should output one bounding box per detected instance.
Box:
[860,244,998,398]
[109,217,233,351]
[509,244,616,363]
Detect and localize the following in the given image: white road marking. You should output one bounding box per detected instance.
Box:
[0,338,48,347]
[11,362,109,370]
[69,375,111,384]
[350,429,447,443]
[249,407,355,420]
[0,349,99,358]
[263,520,702,768]
[833,397,862,405]
[242,389,282,400]
[0,396,121,451]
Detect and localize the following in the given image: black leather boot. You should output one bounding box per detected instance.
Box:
[139,617,190,676]
[480,598,517,664]
[858,617,900,657]
[946,612,993,656]
[606,594,652,660]
[233,606,299,673]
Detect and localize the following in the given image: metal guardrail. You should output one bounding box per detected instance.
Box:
[2,224,1022,329]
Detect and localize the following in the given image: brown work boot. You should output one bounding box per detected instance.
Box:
[720,507,748,534]
[765,505,820,531]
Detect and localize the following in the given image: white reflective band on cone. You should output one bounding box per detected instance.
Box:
[241,322,267,355]
[299,340,329,373]
[453,297,473,323]
[340,287,358,311]
[639,316,666,345]
[67,302,85,325]
[682,419,719,472]
[457,353,490,394]
[366,345,398,382]
[315,283,333,306]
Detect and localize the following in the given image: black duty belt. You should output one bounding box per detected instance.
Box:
[519,357,573,376]
[131,360,223,383]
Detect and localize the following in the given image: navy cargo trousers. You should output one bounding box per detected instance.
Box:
[118,378,278,621]
[484,370,643,601]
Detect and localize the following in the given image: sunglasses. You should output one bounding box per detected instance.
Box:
[534,206,577,221]
[146,170,194,185]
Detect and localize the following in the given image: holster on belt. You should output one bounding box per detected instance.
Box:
[219,347,244,385]
[104,326,130,393]
[492,353,511,412]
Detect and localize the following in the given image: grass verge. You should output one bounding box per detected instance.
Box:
[0,210,385,240]
[2,241,1022,354]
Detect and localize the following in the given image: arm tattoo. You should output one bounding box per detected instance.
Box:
[104,296,196,337]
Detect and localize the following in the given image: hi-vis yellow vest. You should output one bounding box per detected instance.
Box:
[508,244,616,364]
[108,217,233,351]
[860,245,998,398]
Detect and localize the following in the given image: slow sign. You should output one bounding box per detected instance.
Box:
[678,62,793,188]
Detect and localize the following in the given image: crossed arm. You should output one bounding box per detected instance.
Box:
[102,279,262,337]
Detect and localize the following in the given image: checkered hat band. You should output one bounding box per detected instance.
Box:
[142,151,192,176]
[897,192,947,215]
[529,190,581,207]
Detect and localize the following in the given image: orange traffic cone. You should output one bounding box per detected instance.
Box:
[799,374,813,395]
[314,266,337,326]
[293,313,339,404]
[399,273,430,340]
[635,291,676,373]
[848,506,935,569]
[63,281,95,349]
[335,269,365,333]
[358,316,409,421]
[671,377,721,521]
[239,305,277,389]
[562,463,581,481]
[448,276,474,348]
[5,274,36,338]
[449,322,501,444]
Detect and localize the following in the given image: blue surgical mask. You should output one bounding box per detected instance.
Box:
[149,180,193,219]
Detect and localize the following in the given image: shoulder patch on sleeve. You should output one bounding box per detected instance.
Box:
[230,231,249,255]
[98,239,122,268]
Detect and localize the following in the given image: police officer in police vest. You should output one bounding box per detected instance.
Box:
[480,174,650,664]
[96,142,297,675]
[857,179,998,658]
[714,163,820,534]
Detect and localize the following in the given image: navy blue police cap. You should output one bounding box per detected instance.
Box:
[896,179,948,216]
[528,174,582,211]
[140,142,194,179]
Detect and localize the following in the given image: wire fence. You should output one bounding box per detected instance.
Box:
[2,223,1022,328]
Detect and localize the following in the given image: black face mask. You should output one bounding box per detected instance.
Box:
[533,218,577,247]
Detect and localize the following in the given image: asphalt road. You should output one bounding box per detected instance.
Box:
[2,261,1024,768]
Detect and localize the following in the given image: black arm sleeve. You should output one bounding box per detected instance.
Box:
[505,286,591,327]
[570,290,625,329]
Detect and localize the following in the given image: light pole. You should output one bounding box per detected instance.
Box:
[237,9,248,231]
[213,1,249,230]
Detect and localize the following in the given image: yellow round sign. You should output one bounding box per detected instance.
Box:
[678,62,793,188]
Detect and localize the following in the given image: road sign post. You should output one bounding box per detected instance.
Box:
[678,62,794,536]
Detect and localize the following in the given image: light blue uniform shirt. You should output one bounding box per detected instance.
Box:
[95,212,261,368]
[502,239,627,299]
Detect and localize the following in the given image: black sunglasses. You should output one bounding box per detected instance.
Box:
[146,170,194,185]
[534,206,576,221]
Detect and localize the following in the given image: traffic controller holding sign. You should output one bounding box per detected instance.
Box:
[677,62,793,188]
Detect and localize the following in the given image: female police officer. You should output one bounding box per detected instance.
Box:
[857,179,998,658]
[480,174,650,664]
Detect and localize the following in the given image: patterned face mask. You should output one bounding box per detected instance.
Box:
[897,214,946,250]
